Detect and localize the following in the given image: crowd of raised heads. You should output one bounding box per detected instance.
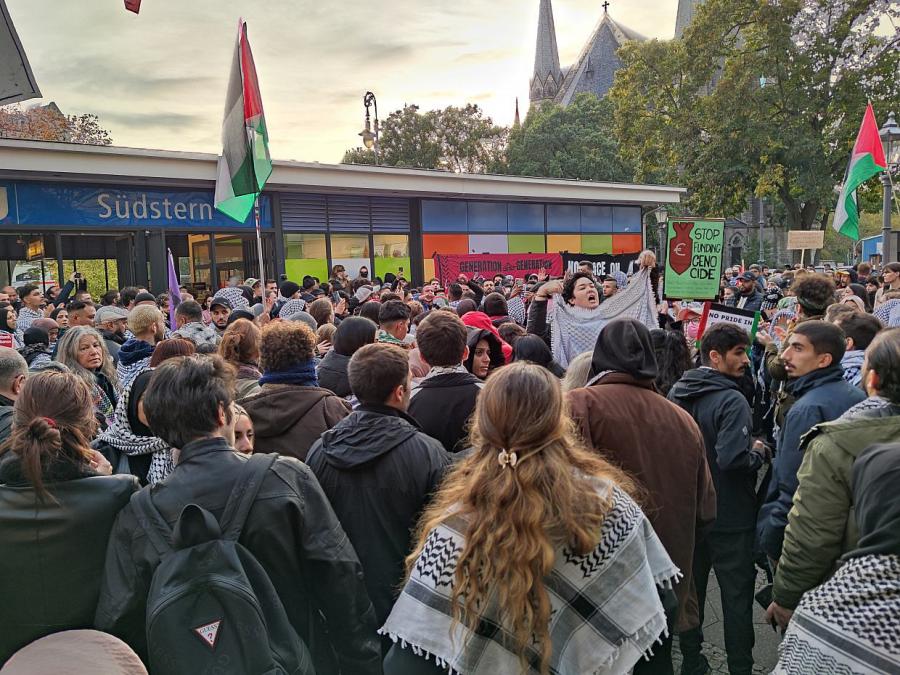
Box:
[0,256,898,674]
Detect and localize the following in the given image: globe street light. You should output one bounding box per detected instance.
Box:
[359,91,381,164]
[879,111,899,262]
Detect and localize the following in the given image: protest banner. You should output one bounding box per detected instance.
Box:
[663,218,725,300]
[0,333,13,348]
[695,302,760,344]
[785,230,825,250]
[433,253,562,285]
[561,253,640,277]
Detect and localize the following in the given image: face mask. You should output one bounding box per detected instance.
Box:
[686,319,700,341]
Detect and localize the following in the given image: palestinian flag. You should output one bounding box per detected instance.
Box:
[215,19,272,224]
[833,103,887,241]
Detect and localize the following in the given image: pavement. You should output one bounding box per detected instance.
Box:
[671,568,781,674]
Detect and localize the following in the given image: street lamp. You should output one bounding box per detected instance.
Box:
[359,91,380,164]
[657,206,668,265]
[879,111,899,262]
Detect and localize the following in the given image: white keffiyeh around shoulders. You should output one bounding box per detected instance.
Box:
[549,267,658,368]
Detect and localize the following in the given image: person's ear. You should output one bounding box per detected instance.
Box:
[818,352,834,369]
[13,373,25,396]
[462,345,470,363]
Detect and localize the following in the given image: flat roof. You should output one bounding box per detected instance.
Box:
[0,138,685,206]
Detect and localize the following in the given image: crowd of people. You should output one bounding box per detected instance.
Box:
[0,256,898,674]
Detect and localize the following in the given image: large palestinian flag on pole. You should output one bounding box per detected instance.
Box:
[215,19,272,223]
[833,103,887,241]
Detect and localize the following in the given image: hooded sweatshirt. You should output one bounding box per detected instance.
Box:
[115,339,155,389]
[461,312,512,362]
[306,405,451,624]
[669,368,763,532]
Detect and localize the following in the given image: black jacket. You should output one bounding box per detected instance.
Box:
[0,393,14,445]
[668,368,763,532]
[727,288,764,312]
[317,350,352,398]
[94,437,382,675]
[100,328,126,364]
[0,453,139,663]
[408,371,482,453]
[306,406,452,626]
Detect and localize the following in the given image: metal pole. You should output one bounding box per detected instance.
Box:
[758,204,765,266]
[254,197,266,281]
[883,173,893,263]
[658,220,667,267]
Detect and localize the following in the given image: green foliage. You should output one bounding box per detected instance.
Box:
[502,93,634,182]
[342,103,506,173]
[609,0,899,230]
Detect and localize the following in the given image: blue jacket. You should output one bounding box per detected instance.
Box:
[757,366,865,559]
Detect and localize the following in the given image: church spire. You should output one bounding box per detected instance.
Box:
[514,98,521,127]
[530,0,562,105]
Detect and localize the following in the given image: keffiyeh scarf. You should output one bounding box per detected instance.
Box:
[548,268,657,368]
[774,554,900,675]
[97,371,173,485]
[380,482,679,675]
[92,381,117,430]
[213,286,249,310]
[278,298,307,319]
[874,299,900,326]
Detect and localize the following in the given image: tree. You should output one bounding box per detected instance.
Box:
[342,103,506,173]
[502,93,634,182]
[0,102,112,145]
[609,0,899,232]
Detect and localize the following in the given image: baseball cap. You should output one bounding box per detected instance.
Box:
[245,277,260,288]
[210,296,233,311]
[95,305,129,324]
[738,271,756,281]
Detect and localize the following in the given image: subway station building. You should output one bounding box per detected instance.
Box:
[0,139,684,293]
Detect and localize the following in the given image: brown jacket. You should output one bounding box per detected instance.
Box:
[242,383,352,461]
[567,373,717,632]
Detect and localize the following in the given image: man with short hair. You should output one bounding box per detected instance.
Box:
[578,260,595,277]
[209,295,233,336]
[307,344,451,629]
[0,347,27,443]
[116,305,165,389]
[133,292,158,308]
[482,279,495,294]
[66,300,97,327]
[757,322,866,564]
[172,300,220,348]
[729,272,764,311]
[95,355,381,674]
[15,284,44,338]
[118,286,141,310]
[768,328,900,630]
[94,305,129,363]
[2,286,19,310]
[833,311,882,387]
[408,311,483,453]
[377,300,411,346]
[669,324,769,675]
[600,276,619,301]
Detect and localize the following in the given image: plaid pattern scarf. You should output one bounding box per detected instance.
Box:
[380,482,679,675]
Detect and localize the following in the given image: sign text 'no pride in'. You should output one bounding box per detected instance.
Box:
[663,218,725,300]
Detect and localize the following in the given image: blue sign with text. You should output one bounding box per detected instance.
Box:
[0,181,272,229]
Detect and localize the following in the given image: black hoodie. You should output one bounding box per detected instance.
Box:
[305,405,452,625]
[669,367,763,532]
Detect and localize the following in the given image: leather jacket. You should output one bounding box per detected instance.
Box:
[94,437,382,675]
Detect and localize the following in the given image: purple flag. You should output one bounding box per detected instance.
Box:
[167,249,182,329]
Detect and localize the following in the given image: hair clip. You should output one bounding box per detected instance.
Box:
[41,417,57,429]
[498,449,518,469]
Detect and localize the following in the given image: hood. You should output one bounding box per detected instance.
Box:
[318,350,350,373]
[246,385,334,436]
[318,407,419,469]
[461,311,512,362]
[669,367,741,402]
[465,328,505,373]
[590,318,658,381]
[118,339,155,366]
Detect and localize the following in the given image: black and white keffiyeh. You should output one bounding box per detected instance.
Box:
[380,482,679,675]
[278,298,307,319]
[214,286,250,310]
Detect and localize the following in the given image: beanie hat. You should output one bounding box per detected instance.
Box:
[23,326,50,346]
[280,281,301,299]
[355,285,374,304]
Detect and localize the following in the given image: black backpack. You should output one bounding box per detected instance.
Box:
[132,453,315,675]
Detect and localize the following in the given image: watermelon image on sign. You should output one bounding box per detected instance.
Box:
[668,221,694,275]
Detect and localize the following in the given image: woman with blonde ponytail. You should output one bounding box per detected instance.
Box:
[0,371,139,663]
[218,318,262,400]
[381,362,679,675]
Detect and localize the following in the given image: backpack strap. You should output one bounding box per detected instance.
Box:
[219,453,278,541]
[131,488,174,557]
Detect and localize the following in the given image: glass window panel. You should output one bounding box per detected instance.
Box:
[284,233,328,283]
[507,234,545,253]
[213,234,259,288]
[422,200,467,232]
[331,233,370,279]
[612,206,642,233]
[467,202,507,232]
[581,205,613,233]
[581,235,614,254]
[468,234,508,254]
[508,203,544,232]
[547,234,582,253]
[374,234,410,280]
[188,234,212,289]
[547,204,581,232]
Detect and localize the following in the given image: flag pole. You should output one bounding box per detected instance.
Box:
[254,196,265,282]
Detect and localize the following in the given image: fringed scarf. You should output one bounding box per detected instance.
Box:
[380,482,680,675]
[549,267,657,368]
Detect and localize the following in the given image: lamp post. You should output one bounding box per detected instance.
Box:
[657,206,669,266]
[879,111,900,263]
[359,91,380,165]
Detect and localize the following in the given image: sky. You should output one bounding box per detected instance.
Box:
[8,0,679,164]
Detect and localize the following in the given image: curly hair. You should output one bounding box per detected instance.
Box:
[406,362,636,674]
[792,274,836,315]
[561,272,596,304]
[258,321,315,373]
[219,318,260,366]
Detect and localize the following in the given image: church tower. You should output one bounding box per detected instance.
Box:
[674,0,701,37]
[529,0,563,107]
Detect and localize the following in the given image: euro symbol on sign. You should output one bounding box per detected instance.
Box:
[0,188,7,220]
[674,242,687,256]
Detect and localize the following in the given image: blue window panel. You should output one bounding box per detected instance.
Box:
[467,201,508,232]
[508,203,544,232]
[581,205,613,233]
[612,206,642,233]
[422,200,467,232]
[547,204,581,232]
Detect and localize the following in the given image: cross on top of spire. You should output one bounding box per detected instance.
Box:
[602,1,610,13]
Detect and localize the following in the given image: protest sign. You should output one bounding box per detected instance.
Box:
[433,253,562,285]
[695,302,760,344]
[786,230,825,250]
[0,333,13,348]
[561,253,640,278]
[663,219,725,300]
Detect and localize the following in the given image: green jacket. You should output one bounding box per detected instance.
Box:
[773,402,900,609]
